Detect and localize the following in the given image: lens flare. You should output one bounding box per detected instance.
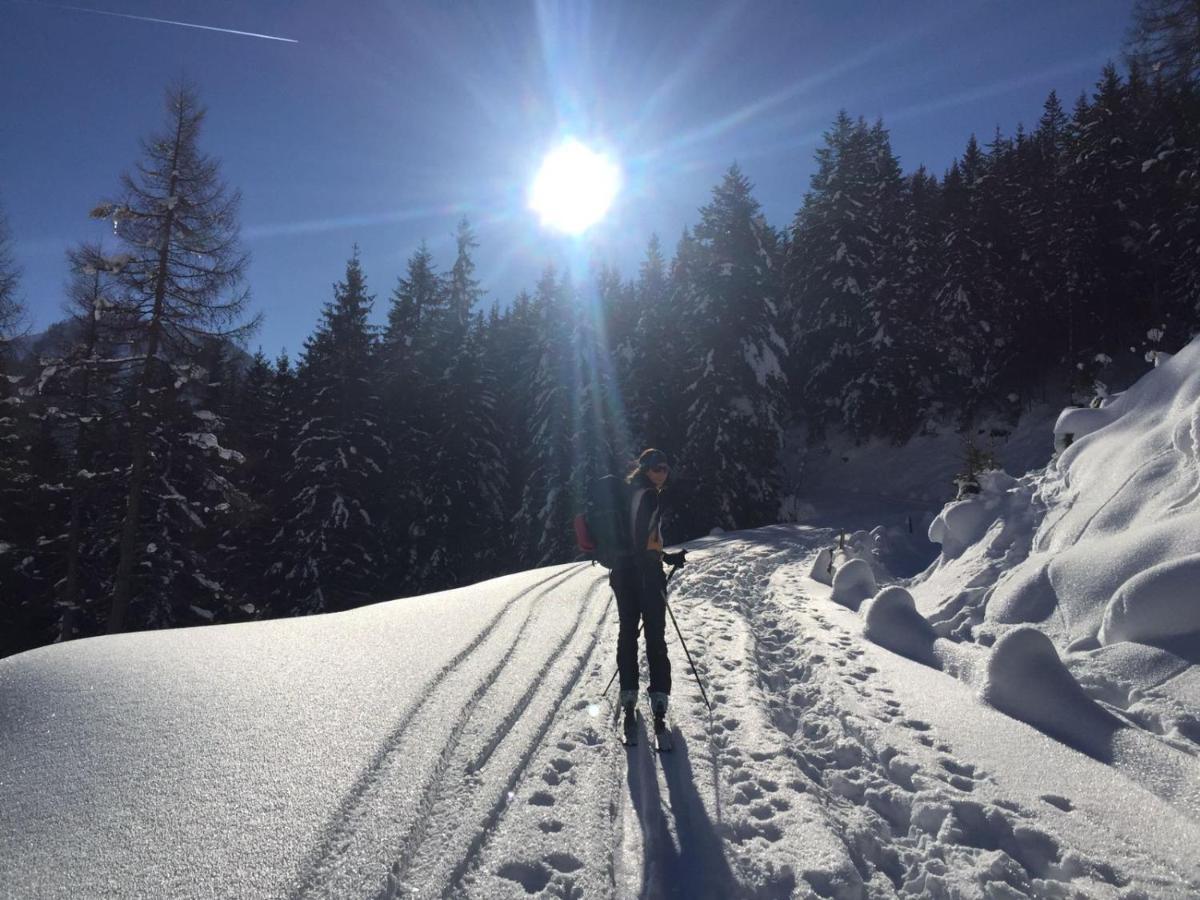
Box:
[529,139,620,235]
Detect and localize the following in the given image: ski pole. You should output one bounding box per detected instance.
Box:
[665,597,712,714]
[601,563,681,700]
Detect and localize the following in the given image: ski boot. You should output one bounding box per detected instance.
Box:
[649,692,672,752]
[620,689,638,746]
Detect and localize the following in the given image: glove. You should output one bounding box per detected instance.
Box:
[663,550,687,568]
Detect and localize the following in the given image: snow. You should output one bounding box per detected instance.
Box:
[5,345,1200,897]
[831,556,876,610]
[4,516,1196,898]
[1099,553,1200,646]
[862,586,939,667]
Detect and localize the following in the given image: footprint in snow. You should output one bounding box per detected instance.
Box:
[544,852,584,873]
[1041,794,1074,812]
[939,758,977,779]
[496,860,552,893]
[529,791,555,807]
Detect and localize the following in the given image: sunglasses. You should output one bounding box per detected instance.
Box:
[650,464,670,474]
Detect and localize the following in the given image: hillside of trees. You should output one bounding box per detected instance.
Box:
[2,37,1199,654]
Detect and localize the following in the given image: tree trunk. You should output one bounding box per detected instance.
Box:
[107,129,181,635]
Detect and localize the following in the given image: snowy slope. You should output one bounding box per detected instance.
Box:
[910,339,1200,757]
[3,522,1198,898]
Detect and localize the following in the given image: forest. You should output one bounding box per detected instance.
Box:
[1,24,1198,656]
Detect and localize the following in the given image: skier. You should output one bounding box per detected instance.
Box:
[614,448,686,745]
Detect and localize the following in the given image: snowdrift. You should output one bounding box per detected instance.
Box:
[906,337,1200,765]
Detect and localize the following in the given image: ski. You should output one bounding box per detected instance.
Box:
[653,717,673,752]
[620,704,639,747]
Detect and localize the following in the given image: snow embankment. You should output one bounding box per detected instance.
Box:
[874,337,1200,798]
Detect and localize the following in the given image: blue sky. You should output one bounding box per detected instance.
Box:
[2,0,1133,357]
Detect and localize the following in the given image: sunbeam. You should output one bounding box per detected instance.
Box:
[635,22,938,165]
[887,52,1115,125]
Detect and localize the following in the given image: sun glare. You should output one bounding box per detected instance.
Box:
[529,139,620,235]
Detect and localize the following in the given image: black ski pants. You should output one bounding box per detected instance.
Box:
[611,555,671,696]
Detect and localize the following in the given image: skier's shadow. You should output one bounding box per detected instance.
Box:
[626,722,738,899]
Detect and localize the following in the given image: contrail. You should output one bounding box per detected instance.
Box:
[15,1,298,42]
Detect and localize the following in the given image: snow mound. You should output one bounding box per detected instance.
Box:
[1099,552,1200,646]
[981,627,1120,755]
[926,470,1024,561]
[808,546,834,585]
[830,557,875,610]
[1053,404,1117,452]
[910,336,1200,758]
[861,586,938,667]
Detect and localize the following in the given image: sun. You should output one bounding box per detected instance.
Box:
[529,139,621,235]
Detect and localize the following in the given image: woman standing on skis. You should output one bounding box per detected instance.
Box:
[614,448,686,736]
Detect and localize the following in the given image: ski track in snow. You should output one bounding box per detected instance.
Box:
[288,562,603,899]
[455,528,1196,899]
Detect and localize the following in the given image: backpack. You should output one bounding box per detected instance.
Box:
[574,474,633,568]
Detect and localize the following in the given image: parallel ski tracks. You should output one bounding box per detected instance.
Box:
[288,562,592,900]
[435,582,612,899]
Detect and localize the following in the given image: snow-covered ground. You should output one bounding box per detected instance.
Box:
[4,347,1200,899]
[2,536,1196,896]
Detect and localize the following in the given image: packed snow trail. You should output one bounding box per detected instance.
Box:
[458,527,1198,898]
[3,528,1198,898]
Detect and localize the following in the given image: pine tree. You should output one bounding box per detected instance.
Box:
[787,113,895,437]
[96,84,256,633]
[838,119,919,440]
[272,249,386,613]
[515,268,579,565]
[43,245,135,640]
[484,291,539,563]
[935,136,1012,424]
[623,235,689,457]
[399,228,505,590]
[0,200,39,654]
[680,166,788,533]
[380,242,444,593]
[1127,0,1200,88]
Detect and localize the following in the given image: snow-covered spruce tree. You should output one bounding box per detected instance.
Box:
[380,241,444,594]
[396,225,506,591]
[622,235,690,458]
[786,113,895,439]
[415,312,507,588]
[891,166,946,429]
[0,201,43,654]
[218,347,299,619]
[1136,70,1200,341]
[483,291,539,562]
[570,269,635,506]
[34,244,138,641]
[1007,93,1081,393]
[515,268,580,566]
[679,166,787,533]
[95,84,256,634]
[836,119,926,441]
[271,249,386,614]
[934,136,1012,426]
